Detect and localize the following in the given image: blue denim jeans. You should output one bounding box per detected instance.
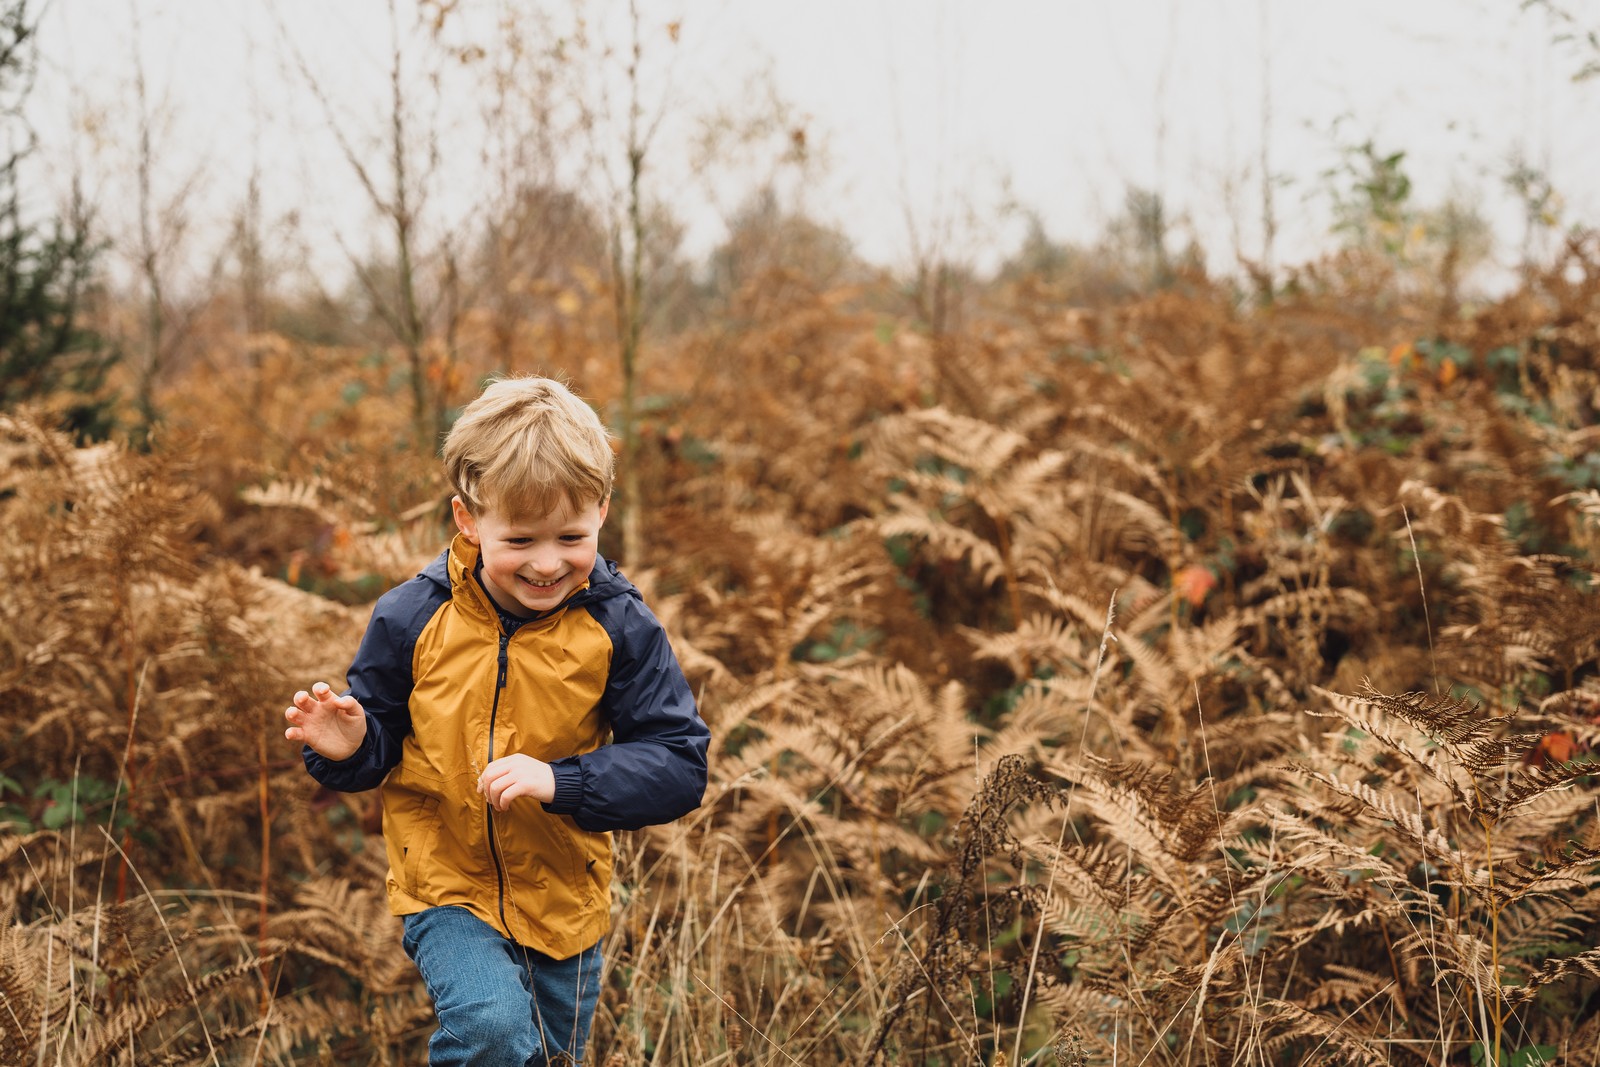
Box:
[401,906,604,1067]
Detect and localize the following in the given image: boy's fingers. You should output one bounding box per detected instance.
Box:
[491,775,523,808]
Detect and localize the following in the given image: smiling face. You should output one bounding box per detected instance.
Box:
[452,494,609,617]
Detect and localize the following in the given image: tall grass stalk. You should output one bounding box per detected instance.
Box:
[1012,590,1116,1065]
[96,827,224,1066]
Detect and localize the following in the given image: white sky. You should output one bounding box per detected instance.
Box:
[28,0,1600,296]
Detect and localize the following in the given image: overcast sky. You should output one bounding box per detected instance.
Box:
[29,0,1600,294]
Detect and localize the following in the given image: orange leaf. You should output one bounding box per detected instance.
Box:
[1174,565,1218,607]
[1535,731,1577,766]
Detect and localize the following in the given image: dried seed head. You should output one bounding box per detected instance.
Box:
[1052,1028,1089,1067]
[725,995,746,1054]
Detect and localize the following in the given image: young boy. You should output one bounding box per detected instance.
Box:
[285,376,709,1066]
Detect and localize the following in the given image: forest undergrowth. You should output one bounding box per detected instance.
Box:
[6,241,1600,1064]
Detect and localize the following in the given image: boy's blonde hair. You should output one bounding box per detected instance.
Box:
[443,377,615,518]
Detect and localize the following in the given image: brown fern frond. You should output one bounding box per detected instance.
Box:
[1493,843,1600,905]
[1187,711,1304,777]
[239,477,345,513]
[1283,767,1480,883]
[879,501,1008,587]
[1256,997,1392,1066]
[862,754,1060,1065]
[1480,757,1600,823]
[1455,729,1552,777]
[266,878,414,993]
[703,678,801,739]
[1259,811,1424,899]
[1563,1010,1600,1067]
[986,679,1108,763]
[1067,482,1181,559]
[1046,755,1229,870]
[1299,964,1393,1010]
[963,613,1087,678]
[1322,681,1501,748]
[1300,709,1475,809]
[1393,922,1500,996]
[1125,865,1271,964]
[83,951,278,1064]
[1238,585,1374,630]
[1032,840,1140,917]
[0,918,68,1062]
[143,1017,271,1067]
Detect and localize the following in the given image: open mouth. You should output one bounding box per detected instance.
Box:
[521,575,564,590]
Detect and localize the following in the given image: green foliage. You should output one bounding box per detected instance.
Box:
[0,771,23,830]
[1470,1041,1558,1067]
[0,772,134,833]
[796,618,883,663]
[0,1,117,438]
[1328,138,1413,253]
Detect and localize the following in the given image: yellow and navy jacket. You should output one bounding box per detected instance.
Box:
[302,534,710,959]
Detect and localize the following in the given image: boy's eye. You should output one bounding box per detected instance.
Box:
[560,535,584,544]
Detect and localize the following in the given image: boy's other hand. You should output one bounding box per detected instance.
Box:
[478,754,556,811]
[285,682,367,762]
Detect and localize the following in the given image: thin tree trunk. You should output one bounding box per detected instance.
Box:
[617,0,646,566]
[1258,0,1276,298]
[130,0,163,427]
[386,0,427,449]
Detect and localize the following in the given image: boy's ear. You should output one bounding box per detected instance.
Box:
[451,496,480,543]
[597,496,610,525]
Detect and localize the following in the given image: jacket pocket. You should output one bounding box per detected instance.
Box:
[400,795,443,898]
[556,821,611,908]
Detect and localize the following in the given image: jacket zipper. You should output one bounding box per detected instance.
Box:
[486,629,511,934]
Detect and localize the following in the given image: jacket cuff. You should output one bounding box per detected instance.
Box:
[302,728,373,783]
[543,760,584,815]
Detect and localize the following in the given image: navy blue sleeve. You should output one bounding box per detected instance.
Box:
[302,559,447,792]
[544,592,710,832]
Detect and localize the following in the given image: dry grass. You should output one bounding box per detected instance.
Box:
[6,240,1600,1064]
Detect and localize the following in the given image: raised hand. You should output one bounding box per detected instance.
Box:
[478,754,555,811]
[285,682,368,762]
